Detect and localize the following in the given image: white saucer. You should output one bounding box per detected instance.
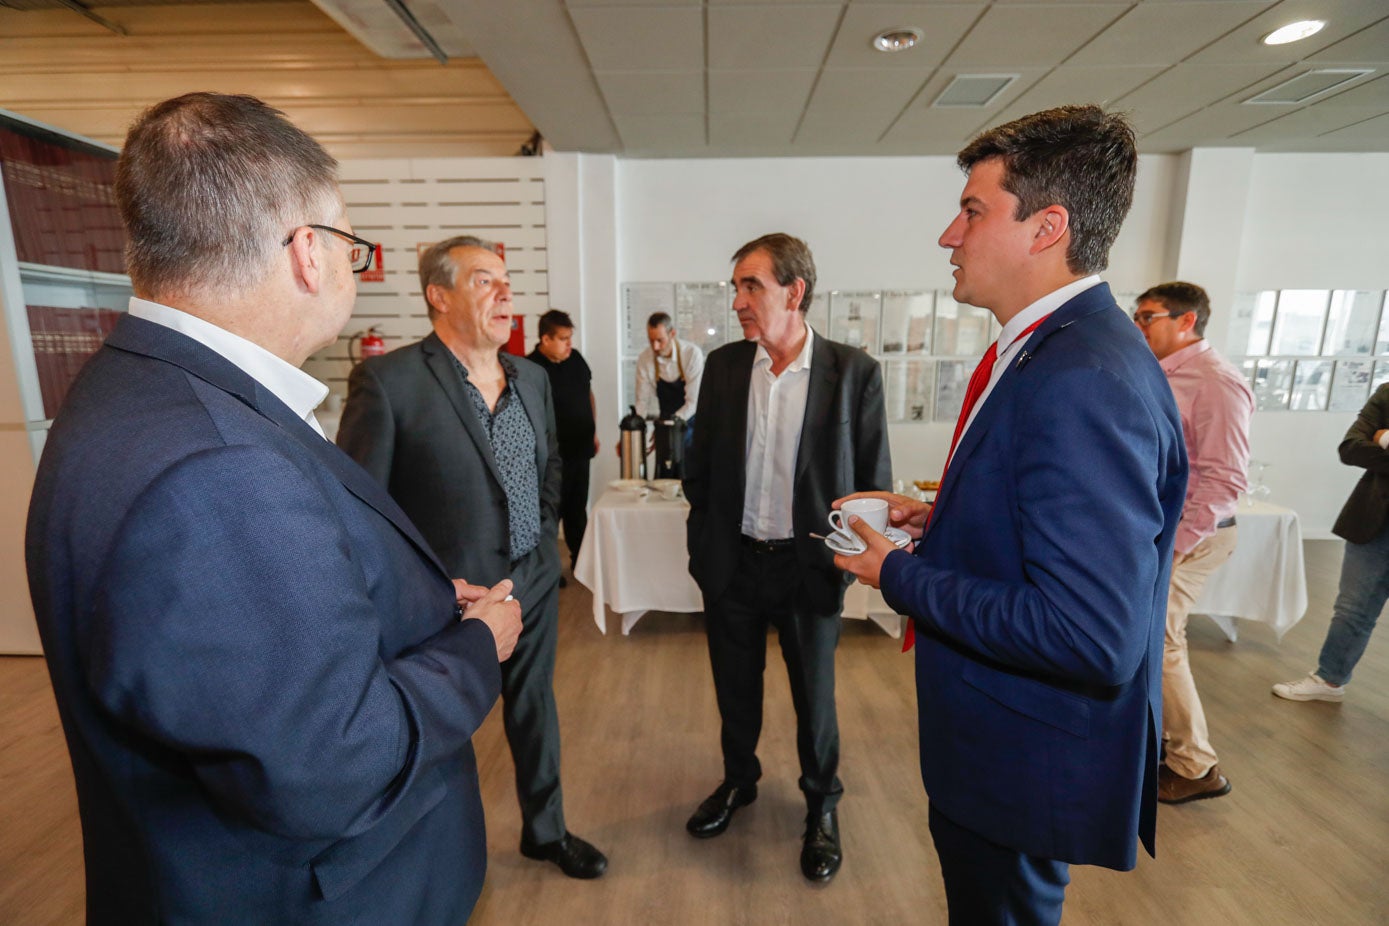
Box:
[609,479,647,491]
[824,526,911,555]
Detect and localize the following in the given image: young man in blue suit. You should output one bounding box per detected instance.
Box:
[25,93,521,924]
[835,106,1187,924]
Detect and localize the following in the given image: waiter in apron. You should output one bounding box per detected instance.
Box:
[635,312,705,452]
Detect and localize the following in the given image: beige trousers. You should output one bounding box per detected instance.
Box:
[1162,525,1238,779]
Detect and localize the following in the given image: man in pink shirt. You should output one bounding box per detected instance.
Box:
[1135,281,1254,803]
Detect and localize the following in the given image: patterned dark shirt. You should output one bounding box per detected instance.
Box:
[453,352,541,561]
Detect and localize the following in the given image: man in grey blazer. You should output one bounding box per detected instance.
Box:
[683,233,891,883]
[337,236,607,879]
[27,93,521,924]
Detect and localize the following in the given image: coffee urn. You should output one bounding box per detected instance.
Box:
[619,405,647,480]
[653,417,686,479]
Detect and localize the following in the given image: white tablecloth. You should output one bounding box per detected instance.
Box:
[573,489,1308,642]
[1191,500,1308,641]
[573,487,902,635]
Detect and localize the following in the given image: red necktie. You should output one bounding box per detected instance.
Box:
[901,314,1050,652]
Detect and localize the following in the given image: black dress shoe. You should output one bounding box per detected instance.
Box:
[519,831,608,879]
[685,781,758,838]
[800,810,842,882]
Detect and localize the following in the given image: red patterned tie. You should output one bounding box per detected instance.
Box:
[901,314,1050,652]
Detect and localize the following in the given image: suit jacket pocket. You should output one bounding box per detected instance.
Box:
[961,661,1090,739]
[311,769,447,901]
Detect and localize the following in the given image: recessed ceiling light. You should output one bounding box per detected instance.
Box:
[872,27,922,54]
[1262,20,1326,46]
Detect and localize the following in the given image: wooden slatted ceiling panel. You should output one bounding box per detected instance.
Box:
[302,157,548,397]
[0,2,534,159]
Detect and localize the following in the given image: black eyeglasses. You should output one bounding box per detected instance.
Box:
[1132,310,1174,327]
[282,224,377,274]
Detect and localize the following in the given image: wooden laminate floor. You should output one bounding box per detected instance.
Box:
[1,539,1386,925]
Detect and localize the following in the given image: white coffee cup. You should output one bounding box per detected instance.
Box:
[661,482,682,501]
[828,497,889,537]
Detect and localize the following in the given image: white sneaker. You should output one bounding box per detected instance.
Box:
[1272,673,1345,702]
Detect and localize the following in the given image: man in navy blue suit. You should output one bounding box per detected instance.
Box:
[26,93,521,924]
[835,105,1187,924]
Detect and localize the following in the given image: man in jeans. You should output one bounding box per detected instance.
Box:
[1135,282,1253,804]
[1274,381,1389,702]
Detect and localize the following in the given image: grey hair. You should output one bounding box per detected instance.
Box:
[116,92,340,299]
[418,235,499,317]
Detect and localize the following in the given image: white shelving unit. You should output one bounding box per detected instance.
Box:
[0,112,130,654]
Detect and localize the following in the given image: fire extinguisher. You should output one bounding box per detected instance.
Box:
[349,326,386,364]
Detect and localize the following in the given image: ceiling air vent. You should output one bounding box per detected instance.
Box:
[932,75,1018,108]
[1245,69,1373,105]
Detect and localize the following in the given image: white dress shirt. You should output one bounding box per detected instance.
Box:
[634,336,705,420]
[955,275,1103,454]
[128,296,330,438]
[741,325,814,541]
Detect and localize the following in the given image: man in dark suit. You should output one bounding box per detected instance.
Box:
[835,106,1186,924]
[25,93,521,924]
[337,236,607,879]
[683,233,891,883]
[1274,381,1389,702]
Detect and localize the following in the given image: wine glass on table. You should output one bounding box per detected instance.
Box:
[1246,460,1271,508]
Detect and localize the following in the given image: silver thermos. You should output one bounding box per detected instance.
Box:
[619,405,647,480]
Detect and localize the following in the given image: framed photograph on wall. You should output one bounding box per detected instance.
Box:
[829,291,882,352]
[1290,359,1333,410]
[883,358,934,422]
[1329,359,1374,412]
[622,283,675,356]
[1253,359,1294,410]
[880,291,933,354]
[674,282,730,353]
[935,360,970,423]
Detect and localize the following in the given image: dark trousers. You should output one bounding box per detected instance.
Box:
[558,455,590,569]
[928,803,1070,926]
[505,550,565,844]
[704,542,843,814]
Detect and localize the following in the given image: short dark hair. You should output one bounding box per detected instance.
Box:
[418,235,498,318]
[538,309,574,339]
[646,312,672,331]
[117,92,340,298]
[730,233,816,313]
[957,105,1136,275]
[1138,281,1211,337]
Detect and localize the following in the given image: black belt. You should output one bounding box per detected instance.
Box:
[1217,516,1236,529]
[740,535,795,554]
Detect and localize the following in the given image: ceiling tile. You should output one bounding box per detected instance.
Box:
[708,69,818,112]
[709,109,802,147]
[568,5,704,71]
[884,67,1045,142]
[823,3,984,70]
[1067,2,1266,67]
[990,66,1166,125]
[1112,63,1290,131]
[806,68,930,113]
[1307,17,1389,65]
[1186,0,1389,66]
[945,4,1126,68]
[794,106,901,145]
[596,70,704,114]
[707,3,843,70]
[1306,73,1389,110]
[613,112,706,152]
[1229,101,1384,145]
[1142,99,1289,145]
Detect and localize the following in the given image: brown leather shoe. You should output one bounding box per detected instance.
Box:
[1158,762,1231,804]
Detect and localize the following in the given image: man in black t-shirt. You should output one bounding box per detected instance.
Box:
[529,310,599,572]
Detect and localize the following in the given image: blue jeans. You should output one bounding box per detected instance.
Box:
[1318,522,1389,686]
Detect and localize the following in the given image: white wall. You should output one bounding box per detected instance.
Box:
[549,149,1389,536]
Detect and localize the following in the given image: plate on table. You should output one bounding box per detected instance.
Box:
[824,526,911,555]
[609,479,647,492]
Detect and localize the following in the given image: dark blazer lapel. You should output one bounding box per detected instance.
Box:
[105,316,449,577]
[420,333,507,490]
[795,333,839,485]
[726,340,755,504]
[512,366,550,477]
